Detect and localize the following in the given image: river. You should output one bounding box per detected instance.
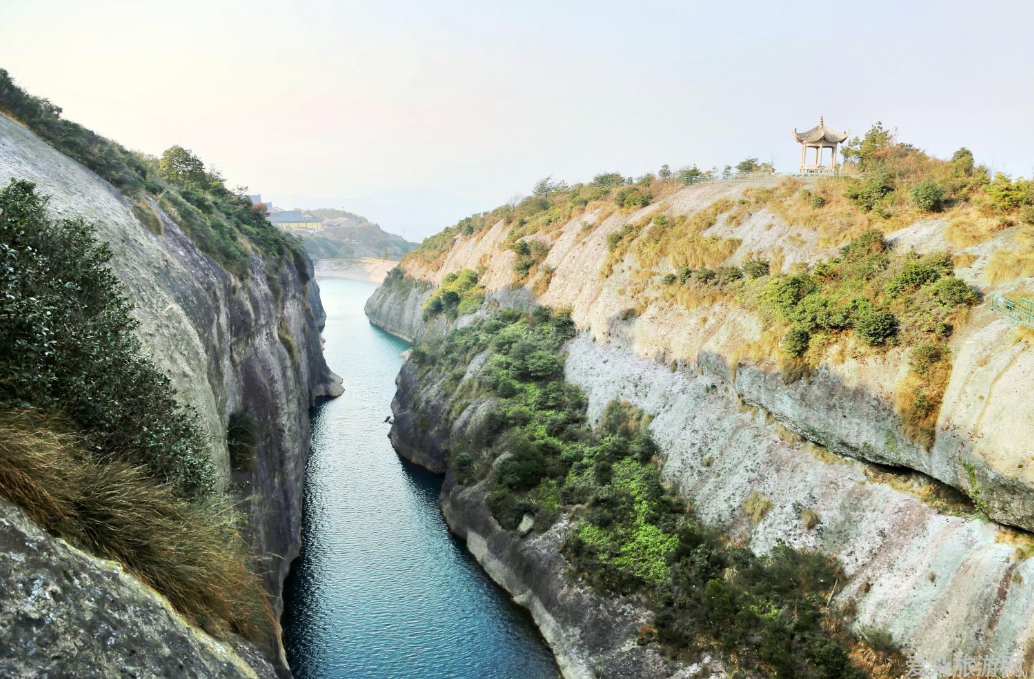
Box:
[282,278,560,679]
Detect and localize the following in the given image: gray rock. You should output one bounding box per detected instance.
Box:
[0,499,275,679]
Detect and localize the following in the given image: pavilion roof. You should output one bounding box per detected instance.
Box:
[793,117,849,144]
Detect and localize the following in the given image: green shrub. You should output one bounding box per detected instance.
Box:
[784,325,811,357]
[885,256,950,296]
[855,308,899,345]
[839,229,887,260]
[677,265,693,284]
[614,186,652,209]
[791,294,851,330]
[762,274,817,317]
[909,344,943,376]
[909,180,945,211]
[423,268,485,320]
[811,194,826,209]
[742,258,770,278]
[845,172,893,213]
[931,276,978,306]
[0,180,215,497]
[694,267,716,283]
[718,266,743,282]
[662,273,677,285]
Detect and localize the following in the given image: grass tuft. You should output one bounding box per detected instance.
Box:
[0,409,271,640]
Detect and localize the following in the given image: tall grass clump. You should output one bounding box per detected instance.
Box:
[0,180,268,639]
[0,410,270,639]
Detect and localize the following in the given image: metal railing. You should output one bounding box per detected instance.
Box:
[991,294,1034,327]
[678,170,862,187]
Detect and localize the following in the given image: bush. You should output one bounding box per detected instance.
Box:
[677,265,693,284]
[909,180,945,211]
[694,267,716,283]
[718,266,743,282]
[0,180,215,497]
[791,294,851,330]
[811,194,826,209]
[422,268,484,320]
[742,258,770,278]
[762,274,817,317]
[932,276,978,306]
[784,325,811,357]
[662,273,677,285]
[909,344,943,376]
[855,308,899,345]
[885,257,949,296]
[844,172,893,213]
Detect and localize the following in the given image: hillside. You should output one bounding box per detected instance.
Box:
[293,217,415,260]
[366,129,1034,677]
[0,71,340,677]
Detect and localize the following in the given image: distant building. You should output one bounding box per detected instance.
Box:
[268,210,322,230]
[248,194,272,213]
[793,117,849,173]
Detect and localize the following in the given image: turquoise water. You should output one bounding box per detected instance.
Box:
[282,278,560,679]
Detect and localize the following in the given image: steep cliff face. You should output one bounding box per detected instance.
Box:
[368,178,1034,673]
[389,358,722,679]
[0,114,340,676]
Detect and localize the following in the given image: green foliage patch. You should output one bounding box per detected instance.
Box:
[422,269,485,320]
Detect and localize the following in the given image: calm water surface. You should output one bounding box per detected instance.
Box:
[283,278,559,679]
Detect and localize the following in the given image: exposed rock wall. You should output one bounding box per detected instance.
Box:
[368,178,1034,674]
[0,115,340,676]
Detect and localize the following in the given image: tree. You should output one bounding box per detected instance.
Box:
[840,122,895,171]
[158,146,207,187]
[736,157,761,174]
[951,147,975,176]
[658,164,672,181]
[678,165,704,185]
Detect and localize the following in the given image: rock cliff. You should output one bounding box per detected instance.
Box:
[368,178,1034,676]
[0,114,340,676]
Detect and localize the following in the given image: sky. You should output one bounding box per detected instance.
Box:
[2,0,1034,242]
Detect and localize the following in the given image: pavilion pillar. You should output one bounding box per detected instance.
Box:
[800,145,806,171]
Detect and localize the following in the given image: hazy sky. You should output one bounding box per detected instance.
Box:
[3,0,1033,241]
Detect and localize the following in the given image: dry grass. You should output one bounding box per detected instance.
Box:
[743,491,773,525]
[531,265,555,296]
[132,198,163,235]
[801,508,821,530]
[984,227,1034,284]
[944,206,1006,247]
[952,252,978,269]
[631,198,737,272]
[751,177,878,247]
[894,354,952,450]
[0,409,271,641]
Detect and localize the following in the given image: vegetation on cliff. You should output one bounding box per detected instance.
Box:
[421,268,484,320]
[412,309,903,679]
[0,69,308,281]
[0,180,269,640]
